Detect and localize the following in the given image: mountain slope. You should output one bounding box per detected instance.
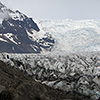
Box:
[0,2,54,53]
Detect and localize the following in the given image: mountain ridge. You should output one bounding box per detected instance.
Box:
[0,2,55,53]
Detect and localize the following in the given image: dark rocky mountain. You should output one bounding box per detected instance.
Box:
[0,2,54,53]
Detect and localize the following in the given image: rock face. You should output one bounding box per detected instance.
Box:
[0,2,54,53]
[0,53,100,100]
[0,85,5,93]
[0,60,90,100]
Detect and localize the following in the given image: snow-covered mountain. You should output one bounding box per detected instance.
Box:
[37,19,100,53]
[0,2,54,53]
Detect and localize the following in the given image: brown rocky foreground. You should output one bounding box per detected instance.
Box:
[0,61,90,100]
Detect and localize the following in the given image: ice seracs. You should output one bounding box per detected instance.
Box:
[1,53,100,100]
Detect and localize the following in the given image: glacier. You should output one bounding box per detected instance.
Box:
[1,18,100,99]
[1,19,99,99]
[37,19,100,53]
[1,52,100,100]
[1,1,100,99]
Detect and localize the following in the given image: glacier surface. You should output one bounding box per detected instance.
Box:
[37,19,100,53]
[1,53,100,100]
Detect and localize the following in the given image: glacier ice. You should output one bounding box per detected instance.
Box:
[37,19,100,53]
[1,53,100,99]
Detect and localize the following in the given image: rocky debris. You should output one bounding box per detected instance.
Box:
[0,90,13,100]
[0,84,5,93]
[0,60,90,100]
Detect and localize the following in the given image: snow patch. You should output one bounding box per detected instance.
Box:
[26,29,45,41]
[4,33,18,44]
[0,37,8,42]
